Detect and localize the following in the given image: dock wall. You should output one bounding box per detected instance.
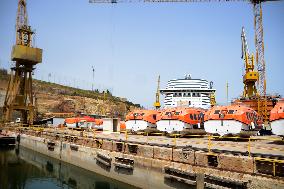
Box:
[19,133,284,189]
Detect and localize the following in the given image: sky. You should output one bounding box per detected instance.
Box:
[0,0,283,108]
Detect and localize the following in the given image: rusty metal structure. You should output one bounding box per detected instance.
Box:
[3,0,42,125]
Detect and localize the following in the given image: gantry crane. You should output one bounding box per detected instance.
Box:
[241,26,258,98]
[153,75,161,109]
[3,0,42,125]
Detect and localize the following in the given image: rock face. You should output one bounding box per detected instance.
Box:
[0,69,140,119]
[35,91,134,118]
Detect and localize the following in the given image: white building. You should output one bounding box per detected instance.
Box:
[160,74,216,109]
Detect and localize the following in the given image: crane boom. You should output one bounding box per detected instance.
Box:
[253,3,266,96]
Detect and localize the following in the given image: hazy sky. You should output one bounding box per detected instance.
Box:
[0,0,283,108]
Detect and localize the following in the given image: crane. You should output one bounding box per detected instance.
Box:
[3,0,42,125]
[241,26,258,98]
[210,93,216,107]
[153,75,161,109]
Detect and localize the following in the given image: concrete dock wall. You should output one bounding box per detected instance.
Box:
[20,134,172,189]
[19,133,284,189]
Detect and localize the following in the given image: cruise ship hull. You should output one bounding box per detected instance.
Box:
[125,120,156,132]
[204,120,251,136]
[271,119,284,136]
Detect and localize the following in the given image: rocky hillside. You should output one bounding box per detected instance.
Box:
[0,68,140,119]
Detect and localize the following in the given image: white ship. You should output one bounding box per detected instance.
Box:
[160,74,216,109]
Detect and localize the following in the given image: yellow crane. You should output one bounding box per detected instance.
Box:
[153,75,161,109]
[210,93,216,107]
[3,0,42,125]
[241,27,258,98]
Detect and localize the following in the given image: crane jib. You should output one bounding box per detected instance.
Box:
[89,0,278,3]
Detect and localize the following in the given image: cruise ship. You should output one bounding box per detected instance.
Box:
[160,74,216,109]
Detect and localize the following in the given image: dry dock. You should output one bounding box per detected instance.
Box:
[3,127,284,189]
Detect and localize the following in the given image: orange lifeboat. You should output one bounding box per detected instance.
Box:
[156,107,206,134]
[125,109,160,132]
[65,116,102,129]
[204,104,262,136]
[270,100,284,136]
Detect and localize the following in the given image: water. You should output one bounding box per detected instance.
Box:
[0,146,138,189]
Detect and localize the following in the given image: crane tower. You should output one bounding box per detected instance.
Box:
[153,75,161,109]
[3,0,42,125]
[241,27,259,98]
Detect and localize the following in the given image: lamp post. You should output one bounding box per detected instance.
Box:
[92,66,95,91]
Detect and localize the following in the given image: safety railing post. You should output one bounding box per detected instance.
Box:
[146,132,149,144]
[273,162,276,177]
[208,135,212,153]
[248,137,251,157]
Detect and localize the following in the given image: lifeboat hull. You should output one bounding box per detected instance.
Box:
[204,120,250,136]
[126,120,156,132]
[271,119,284,136]
[156,120,188,133]
[66,123,77,128]
[79,122,96,129]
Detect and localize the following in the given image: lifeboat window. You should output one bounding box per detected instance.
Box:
[165,112,171,116]
[228,110,235,114]
[190,114,193,120]
[141,113,145,116]
[199,113,204,121]
[175,112,180,115]
[153,115,156,120]
[193,114,197,120]
[214,110,220,114]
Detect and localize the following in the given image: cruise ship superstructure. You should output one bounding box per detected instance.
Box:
[160,74,216,109]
